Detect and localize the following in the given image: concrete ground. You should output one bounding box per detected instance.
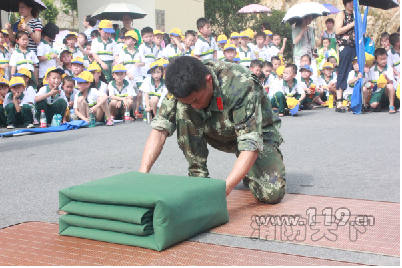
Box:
[0,107,400,265]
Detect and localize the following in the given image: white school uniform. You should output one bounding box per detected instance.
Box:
[217,47,225,61]
[94,80,108,96]
[193,35,218,60]
[36,85,68,104]
[66,46,84,59]
[237,46,256,67]
[9,48,39,72]
[344,70,369,99]
[64,87,78,104]
[183,46,195,57]
[73,88,103,108]
[37,39,57,79]
[0,47,11,80]
[108,80,136,97]
[3,90,34,108]
[277,78,305,97]
[254,46,271,62]
[90,37,117,62]
[118,47,143,84]
[163,44,184,59]
[139,42,158,78]
[368,64,395,90]
[269,44,281,57]
[267,77,283,99]
[140,76,166,98]
[387,49,400,79]
[157,88,168,107]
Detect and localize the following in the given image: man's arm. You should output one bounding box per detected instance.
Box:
[225,150,258,196]
[139,129,169,173]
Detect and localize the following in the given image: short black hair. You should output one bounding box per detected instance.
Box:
[197,18,210,31]
[86,41,92,47]
[380,32,389,39]
[62,75,74,85]
[150,66,164,74]
[79,33,88,44]
[119,28,128,39]
[211,32,217,38]
[285,63,297,75]
[301,54,312,64]
[85,15,97,27]
[343,0,353,6]
[255,32,266,40]
[16,31,28,40]
[325,18,335,24]
[91,30,100,39]
[185,30,197,38]
[322,37,331,43]
[261,22,271,31]
[110,33,116,40]
[374,48,387,59]
[165,56,211,98]
[389,33,400,47]
[250,60,263,68]
[327,56,337,63]
[20,0,39,18]
[263,61,273,68]
[42,22,59,40]
[272,33,281,38]
[141,27,153,36]
[163,33,171,46]
[271,56,281,63]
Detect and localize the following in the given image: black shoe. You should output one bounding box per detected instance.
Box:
[243,177,250,188]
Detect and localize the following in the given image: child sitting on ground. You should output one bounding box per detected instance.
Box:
[3,77,35,128]
[108,64,136,121]
[73,71,113,125]
[388,33,400,83]
[270,64,306,116]
[35,67,68,124]
[268,65,285,98]
[61,75,77,121]
[344,57,370,111]
[269,56,281,82]
[297,54,318,85]
[88,62,108,95]
[140,62,166,120]
[318,62,337,104]
[299,65,323,108]
[368,48,397,113]
[59,50,73,76]
[0,77,8,127]
[317,38,338,71]
[12,68,37,122]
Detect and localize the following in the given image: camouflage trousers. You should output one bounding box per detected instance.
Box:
[176,117,286,204]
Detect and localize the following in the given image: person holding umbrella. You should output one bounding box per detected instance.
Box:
[5,0,43,54]
[116,14,142,46]
[334,0,355,112]
[292,15,316,69]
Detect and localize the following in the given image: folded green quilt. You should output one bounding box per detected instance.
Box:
[59,171,229,251]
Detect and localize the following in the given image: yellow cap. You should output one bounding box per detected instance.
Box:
[13,67,31,79]
[65,32,78,38]
[223,44,236,51]
[217,34,228,44]
[287,98,299,109]
[88,62,102,73]
[156,58,169,67]
[365,53,375,67]
[73,71,94,83]
[396,83,400,100]
[239,31,251,39]
[377,74,388,89]
[1,29,8,35]
[43,78,48,85]
[9,77,25,87]
[125,30,139,40]
[147,61,163,74]
[246,28,254,39]
[112,64,127,73]
[230,32,240,39]
[276,65,285,76]
[0,77,9,85]
[98,20,115,33]
[170,28,183,37]
[71,56,84,65]
[264,30,273,36]
[45,67,65,78]
[154,30,165,35]
[322,62,334,69]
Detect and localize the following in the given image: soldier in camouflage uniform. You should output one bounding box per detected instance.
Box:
[139,56,286,204]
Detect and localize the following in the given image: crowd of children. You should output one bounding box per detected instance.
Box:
[0,15,400,129]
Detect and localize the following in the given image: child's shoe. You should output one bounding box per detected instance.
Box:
[7,124,15,129]
[106,119,114,126]
[26,124,35,128]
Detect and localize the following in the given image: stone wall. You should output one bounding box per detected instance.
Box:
[52,0,79,31]
[260,0,400,47]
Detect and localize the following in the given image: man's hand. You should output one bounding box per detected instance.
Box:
[139,129,169,173]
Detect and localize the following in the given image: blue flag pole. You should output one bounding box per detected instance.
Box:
[351,0,365,114]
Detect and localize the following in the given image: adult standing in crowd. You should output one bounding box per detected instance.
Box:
[292,15,317,69]
[83,15,97,42]
[260,22,271,32]
[334,0,355,112]
[116,14,142,46]
[5,0,42,54]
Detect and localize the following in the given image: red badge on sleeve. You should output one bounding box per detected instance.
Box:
[217,97,223,110]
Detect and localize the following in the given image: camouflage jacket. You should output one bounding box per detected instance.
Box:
[151,59,283,152]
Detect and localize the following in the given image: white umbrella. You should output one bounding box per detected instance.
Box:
[91,3,147,21]
[282,2,330,25]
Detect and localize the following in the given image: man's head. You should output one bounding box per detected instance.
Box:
[197,18,211,37]
[271,56,281,71]
[322,38,331,49]
[141,27,154,44]
[262,61,272,77]
[389,33,400,49]
[249,60,263,77]
[374,48,388,67]
[272,34,281,46]
[325,18,334,30]
[283,64,297,82]
[165,56,213,110]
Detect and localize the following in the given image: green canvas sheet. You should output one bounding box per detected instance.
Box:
[59,171,229,251]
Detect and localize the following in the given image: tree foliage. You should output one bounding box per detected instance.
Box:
[42,0,59,24]
[205,0,259,37]
[60,0,77,14]
[252,9,293,61]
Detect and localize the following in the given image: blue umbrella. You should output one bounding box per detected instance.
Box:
[322,4,340,14]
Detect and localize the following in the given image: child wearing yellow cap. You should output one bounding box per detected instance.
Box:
[12,67,37,122]
[0,30,11,81]
[222,44,237,63]
[164,28,185,59]
[153,30,165,59]
[117,31,144,90]
[318,62,337,104]
[267,65,284,97]
[139,62,166,120]
[216,34,227,61]
[4,77,35,128]
[35,68,68,124]
[0,77,9,127]
[90,20,118,83]
[88,62,108,96]
[72,71,113,125]
[108,64,136,121]
[238,31,256,68]
[64,32,84,59]
[229,32,240,48]
[71,56,85,79]
[194,18,218,60]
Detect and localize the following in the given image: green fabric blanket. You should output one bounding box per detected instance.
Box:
[59,172,229,251]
